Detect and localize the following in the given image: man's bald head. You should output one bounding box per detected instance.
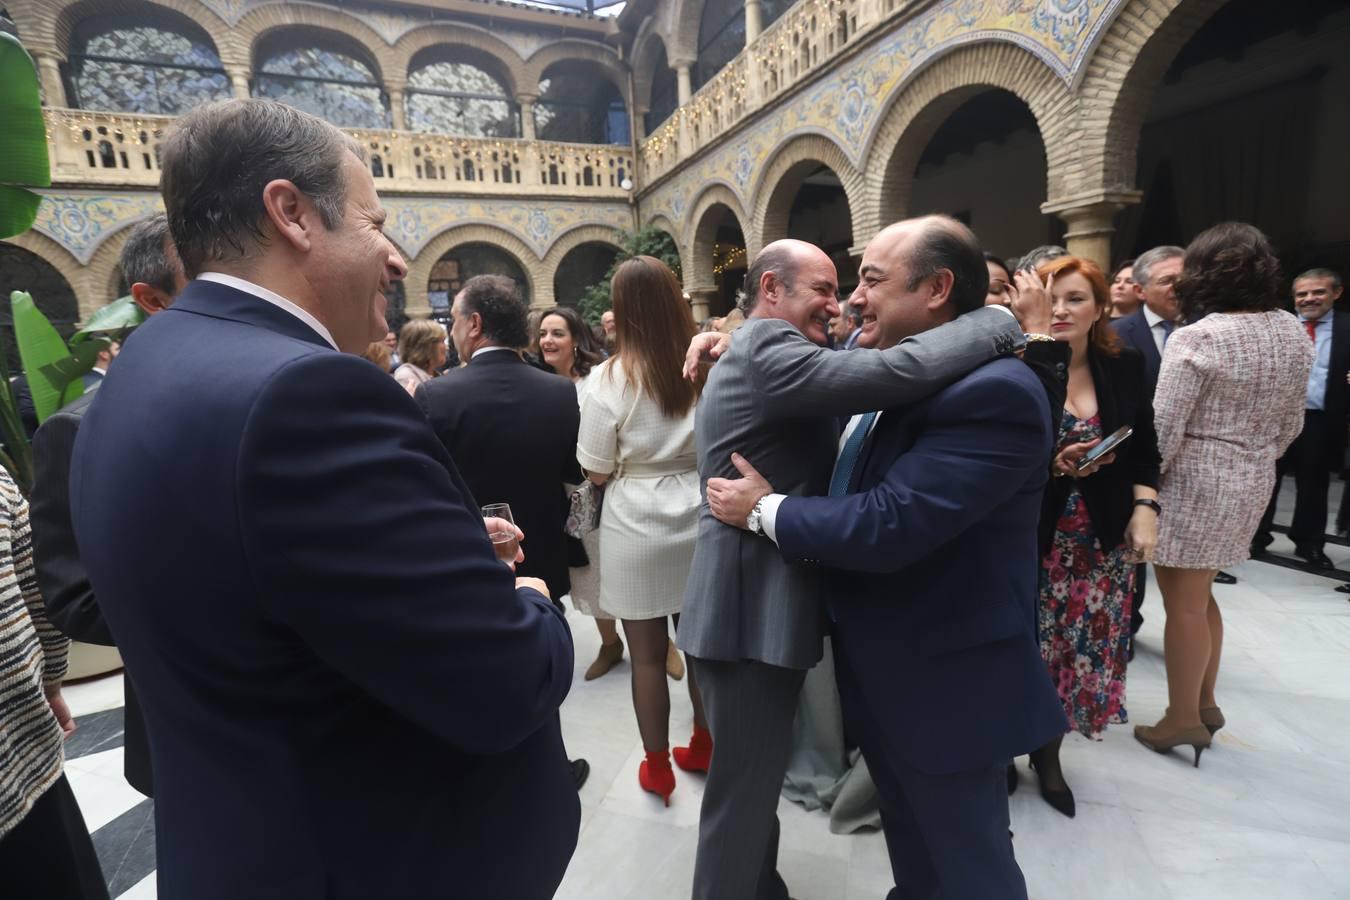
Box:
[742,239,832,315]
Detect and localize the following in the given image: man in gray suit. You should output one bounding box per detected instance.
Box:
[677,237,1024,900]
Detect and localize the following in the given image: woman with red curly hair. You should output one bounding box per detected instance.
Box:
[1135,223,1312,765]
[1020,255,1161,817]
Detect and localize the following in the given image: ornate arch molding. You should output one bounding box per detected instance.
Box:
[860,42,1074,241]
[1076,0,1232,194]
[539,225,625,273]
[667,0,709,64]
[683,183,750,293]
[41,0,231,60]
[524,40,629,104]
[391,24,527,93]
[235,6,399,80]
[751,133,862,249]
[405,224,541,307]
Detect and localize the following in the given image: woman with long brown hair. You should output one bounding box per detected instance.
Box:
[576,256,709,805]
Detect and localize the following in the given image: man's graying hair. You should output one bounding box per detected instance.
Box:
[904,216,988,316]
[119,214,177,294]
[1133,245,1185,287]
[1295,267,1343,290]
[159,99,366,278]
[740,243,799,314]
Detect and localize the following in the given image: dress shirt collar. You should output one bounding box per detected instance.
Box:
[471,345,515,359]
[1142,305,1169,330]
[197,272,338,350]
[1299,309,1334,326]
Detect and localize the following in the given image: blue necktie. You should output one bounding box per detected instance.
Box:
[829,412,877,496]
[1160,319,1174,346]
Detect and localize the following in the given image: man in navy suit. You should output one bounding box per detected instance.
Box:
[705,216,1065,899]
[70,99,578,899]
[1110,245,1183,392]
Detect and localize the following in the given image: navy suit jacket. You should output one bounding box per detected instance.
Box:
[70,280,578,899]
[1111,309,1163,391]
[774,357,1067,776]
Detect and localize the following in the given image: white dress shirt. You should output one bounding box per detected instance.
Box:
[471,346,515,360]
[197,272,338,350]
[1142,305,1171,358]
[1301,309,1333,411]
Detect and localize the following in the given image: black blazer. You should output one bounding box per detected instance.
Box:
[1038,346,1161,558]
[1110,309,1163,391]
[1317,311,1350,467]
[31,391,153,796]
[415,350,581,601]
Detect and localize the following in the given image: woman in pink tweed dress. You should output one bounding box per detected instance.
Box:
[1136,223,1313,765]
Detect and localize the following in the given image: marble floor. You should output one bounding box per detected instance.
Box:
[65,536,1350,899]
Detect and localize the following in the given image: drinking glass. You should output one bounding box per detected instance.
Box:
[481,503,520,564]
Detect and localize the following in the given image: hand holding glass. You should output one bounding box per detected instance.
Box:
[482,503,524,569]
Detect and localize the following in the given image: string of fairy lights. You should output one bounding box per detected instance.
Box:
[641,0,855,163]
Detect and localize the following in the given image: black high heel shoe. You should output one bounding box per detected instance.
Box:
[1028,754,1076,818]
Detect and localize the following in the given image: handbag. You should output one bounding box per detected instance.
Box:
[565,480,604,538]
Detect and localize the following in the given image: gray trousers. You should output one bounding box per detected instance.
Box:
[690,656,807,900]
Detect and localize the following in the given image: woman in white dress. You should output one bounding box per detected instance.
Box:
[536,306,626,680]
[577,256,708,805]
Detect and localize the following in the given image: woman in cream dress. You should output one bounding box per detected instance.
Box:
[577,256,709,805]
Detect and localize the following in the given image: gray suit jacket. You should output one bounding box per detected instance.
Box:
[677,307,1024,669]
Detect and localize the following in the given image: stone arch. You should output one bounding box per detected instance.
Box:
[406,224,543,312]
[644,213,685,278]
[683,182,750,293]
[539,225,625,276]
[2,232,93,322]
[31,0,230,59]
[391,24,527,94]
[751,133,862,249]
[1076,0,1233,195]
[525,41,629,105]
[235,6,399,81]
[87,228,136,308]
[667,0,711,64]
[859,41,1074,243]
[630,19,670,114]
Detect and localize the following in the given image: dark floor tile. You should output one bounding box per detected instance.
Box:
[67,707,126,761]
[91,798,156,896]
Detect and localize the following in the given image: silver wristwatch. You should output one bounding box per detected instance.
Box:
[745,497,766,535]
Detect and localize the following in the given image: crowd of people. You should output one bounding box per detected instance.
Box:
[0,95,1340,900]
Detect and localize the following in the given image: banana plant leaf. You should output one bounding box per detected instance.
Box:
[71,295,145,343]
[0,32,50,239]
[11,290,86,424]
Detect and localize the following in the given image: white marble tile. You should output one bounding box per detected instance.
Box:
[63,672,126,717]
[554,809,697,900]
[1134,811,1340,900]
[66,749,146,833]
[117,872,158,900]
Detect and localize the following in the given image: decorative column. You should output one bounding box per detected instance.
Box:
[517,92,537,141]
[675,62,693,107]
[632,105,648,142]
[687,288,717,323]
[1042,191,1142,271]
[387,81,407,131]
[225,66,251,99]
[33,52,67,107]
[745,0,765,43]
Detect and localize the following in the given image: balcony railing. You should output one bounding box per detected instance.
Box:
[640,0,868,183]
[45,108,635,199]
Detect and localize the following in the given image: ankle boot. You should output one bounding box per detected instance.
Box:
[673,726,713,773]
[584,640,624,681]
[639,749,676,806]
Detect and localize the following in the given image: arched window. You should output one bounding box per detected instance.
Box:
[695,0,793,89]
[428,243,529,311]
[254,35,389,129]
[0,244,80,372]
[70,14,230,115]
[535,62,628,145]
[406,49,518,138]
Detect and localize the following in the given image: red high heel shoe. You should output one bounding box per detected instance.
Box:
[639,749,675,806]
[673,727,713,774]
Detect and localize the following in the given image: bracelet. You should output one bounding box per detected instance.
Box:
[1134,499,1161,515]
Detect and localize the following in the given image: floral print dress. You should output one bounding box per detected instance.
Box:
[1038,412,1134,739]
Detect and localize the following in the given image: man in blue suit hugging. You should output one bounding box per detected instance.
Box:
[705,215,1066,900]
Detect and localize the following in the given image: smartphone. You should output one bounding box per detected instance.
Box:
[1076,425,1133,471]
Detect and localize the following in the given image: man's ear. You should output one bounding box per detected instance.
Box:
[927,269,956,310]
[130,282,172,315]
[260,179,314,253]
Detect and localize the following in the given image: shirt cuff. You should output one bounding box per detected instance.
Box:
[760,493,788,545]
